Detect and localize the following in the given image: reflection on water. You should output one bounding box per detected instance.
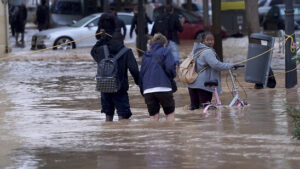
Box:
[0,61,300,169]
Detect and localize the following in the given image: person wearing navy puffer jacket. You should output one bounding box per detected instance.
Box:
[140,33,176,122]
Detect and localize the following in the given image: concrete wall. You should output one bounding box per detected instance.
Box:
[0,1,10,56]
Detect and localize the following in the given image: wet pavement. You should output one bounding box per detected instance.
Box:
[1,28,300,168]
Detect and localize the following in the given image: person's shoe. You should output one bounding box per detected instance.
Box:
[189,105,199,111]
[105,115,113,122]
[118,116,129,121]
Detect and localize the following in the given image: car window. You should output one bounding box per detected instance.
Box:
[71,15,97,27]
[118,14,133,25]
[182,3,200,11]
[258,0,267,7]
[88,17,100,27]
[270,0,283,6]
[178,10,200,23]
[279,8,285,15]
[51,0,82,15]
[280,6,300,15]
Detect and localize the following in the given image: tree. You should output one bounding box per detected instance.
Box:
[211,0,223,60]
[244,0,260,43]
[203,0,210,31]
[137,0,146,57]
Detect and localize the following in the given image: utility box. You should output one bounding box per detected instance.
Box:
[245,33,275,88]
[221,1,247,36]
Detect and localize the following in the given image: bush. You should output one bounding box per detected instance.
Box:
[286,105,300,139]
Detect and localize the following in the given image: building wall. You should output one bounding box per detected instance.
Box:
[0,1,11,56]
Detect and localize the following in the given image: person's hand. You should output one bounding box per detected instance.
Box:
[232,64,245,70]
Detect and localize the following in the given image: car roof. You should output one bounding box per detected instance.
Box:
[90,12,134,17]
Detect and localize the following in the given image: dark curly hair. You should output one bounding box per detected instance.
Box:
[197,31,213,43]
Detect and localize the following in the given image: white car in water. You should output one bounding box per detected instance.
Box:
[31,12,153,50]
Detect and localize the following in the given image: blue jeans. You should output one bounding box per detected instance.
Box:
[167,40,179,65]
[101,91,132,119]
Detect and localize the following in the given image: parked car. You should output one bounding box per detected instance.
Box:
[153,6,226,40]
[31,12,153,50]
[262,4,300,30]
[181,2,212,19]
[258,0,284,24]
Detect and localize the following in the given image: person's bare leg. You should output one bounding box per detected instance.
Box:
[21,33,24,45]
[150,114,159,121]
[166,112,174,122]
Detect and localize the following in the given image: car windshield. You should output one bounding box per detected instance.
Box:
[70,15,97,27]
[279,7,300,15]
[51,0,81,15]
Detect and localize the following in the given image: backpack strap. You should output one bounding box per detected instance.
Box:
[113,47,129,61]
[103,45,109,58]
[193,49,210,59]
[193,49,210,73]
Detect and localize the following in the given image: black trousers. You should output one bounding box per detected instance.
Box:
[188,88,213,108]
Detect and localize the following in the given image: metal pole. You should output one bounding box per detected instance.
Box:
[2,0,9,53]
[285,0,298,88]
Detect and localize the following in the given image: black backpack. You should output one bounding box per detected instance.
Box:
[152,14,168,36]
[95,45,129,93]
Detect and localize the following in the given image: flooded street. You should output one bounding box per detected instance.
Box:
[1,34,300,169]
[0,59,300,169]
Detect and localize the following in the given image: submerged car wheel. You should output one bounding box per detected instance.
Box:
[53,37,75,50]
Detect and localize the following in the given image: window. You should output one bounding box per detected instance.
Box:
[88,17,100,27]
[71,15,97,27]
[118,15,133,25]
[176,10,200,23]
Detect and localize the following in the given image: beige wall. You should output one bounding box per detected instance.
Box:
[0,1,10,57]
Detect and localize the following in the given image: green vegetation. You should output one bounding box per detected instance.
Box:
[286,105,300,139]
[293,54,300,65]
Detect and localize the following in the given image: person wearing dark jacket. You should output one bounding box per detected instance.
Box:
[166,5,184,65]
[129,6,152,57]
[140,33,176,122]
[9,5,18,37]
[151,6,168,37]
[91,13,140,122]
[112,9,127,39]
[129,6,152,38]
[15,4,27,47]
[36,0,50,31]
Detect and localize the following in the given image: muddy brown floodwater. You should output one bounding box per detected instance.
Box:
[1,39,300,169]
